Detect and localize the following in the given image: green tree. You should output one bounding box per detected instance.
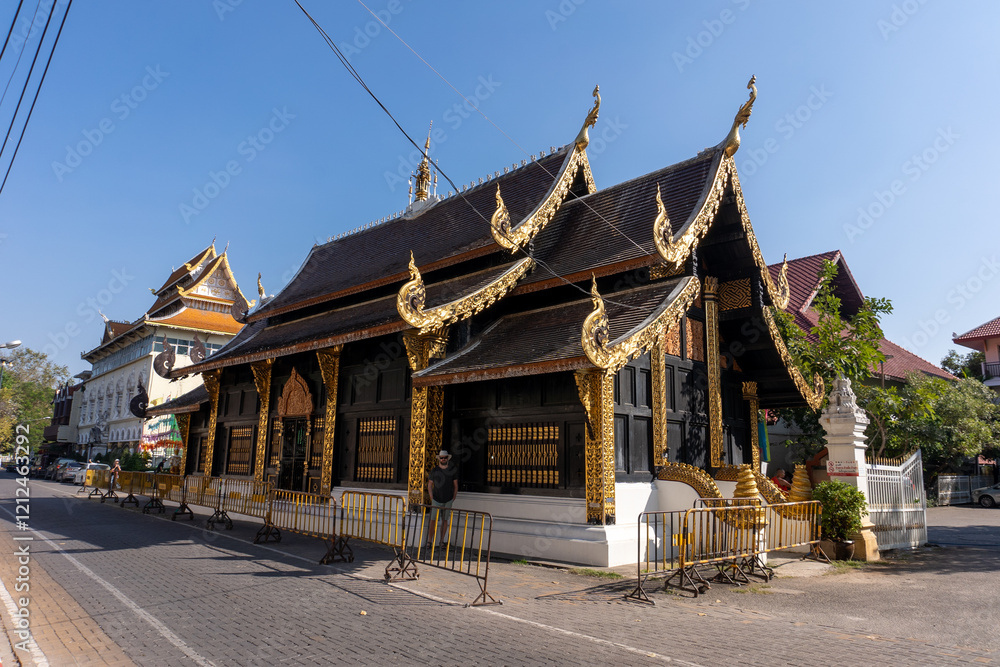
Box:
[772,260,892,462]
[0,347,70,455]
[940,349,985,381]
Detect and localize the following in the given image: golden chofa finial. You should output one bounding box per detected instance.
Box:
[574,85,601,150]
[722,75,757,158]
[257,272,265,299]
[414,121,433,202]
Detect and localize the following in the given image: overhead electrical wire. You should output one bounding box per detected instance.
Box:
[0,1,28,69]
[291,1,659,311]
[0,0,71,198]
[0,0,46,129]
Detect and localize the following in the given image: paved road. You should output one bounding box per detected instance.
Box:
[927,504,1000,547]
[0,476,997,666]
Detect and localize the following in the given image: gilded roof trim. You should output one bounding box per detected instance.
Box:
[582,276,700,375]
[154,242,217,295]
[397,253,535,334]
[762,306,825,410]
[653,156,790,310]
[176,251,251,306]
[490,91,599,253]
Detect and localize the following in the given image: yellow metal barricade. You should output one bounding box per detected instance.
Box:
[82,469,109,498]
[208,478,272,530]
[625,509,688,604]
[118,471,146,509]
[101,468,121,504]
[154,473,191,520]
[761,501,826,561]
[401,504,499,606]
[328,491,407,563]
[254,489,337,560]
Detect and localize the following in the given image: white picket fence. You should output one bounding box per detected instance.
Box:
[865,450,927,551]
[936,475,992,505]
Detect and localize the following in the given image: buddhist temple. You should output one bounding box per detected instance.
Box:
[77,242,247,461]
[172,79,826,565]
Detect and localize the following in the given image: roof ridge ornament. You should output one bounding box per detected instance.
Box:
[775,253,790,310]
[721,75,757,158]
[491,186,511,243]
[574,85,601,150]
[652,183,683,267]
[257,272,265,300]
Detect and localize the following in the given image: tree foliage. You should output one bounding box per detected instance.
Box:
[940,349,985,381]
[0,347,70,455]
[771,259,892,462]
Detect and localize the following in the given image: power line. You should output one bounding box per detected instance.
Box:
[0,0,72,197]
[291,1,656,311]
[0,0,28,68]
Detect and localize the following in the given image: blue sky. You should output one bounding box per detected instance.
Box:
[1,1,996,377]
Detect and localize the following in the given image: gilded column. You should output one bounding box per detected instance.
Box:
[250,359,274,483]
[574,369,616,525]
[704,276,723,469]
[202,369,222,478]
[650,334,668,467]
[404,328,448,506]
[316,346,342,496]
[742,381,760,469]
[175,413,191,475]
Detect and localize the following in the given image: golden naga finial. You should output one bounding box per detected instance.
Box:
[652,183,682,266]
[257,272,265,299]
[397,250,427,325]
[774,253,791,310]
[722,75,757,158]
[414,122,433,202]
[574,85,601,150]
[581,275,611,368]
[490,185,513,249]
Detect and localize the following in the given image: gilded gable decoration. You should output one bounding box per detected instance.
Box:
[721,75,756,158]
[574,85,601,150]
[277,367,314,418]
[582,276,700,375]
[657,461,722,499]
[397,252,534,334]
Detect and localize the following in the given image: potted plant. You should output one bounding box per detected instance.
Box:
[812,480,869,560]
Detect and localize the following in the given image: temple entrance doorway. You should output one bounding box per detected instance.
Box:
[279,418,308,491]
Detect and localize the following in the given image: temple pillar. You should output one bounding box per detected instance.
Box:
[820,376,880,561]
[404,328,448,506]
[574,369,616,525]
[175,413,191,475]
[650,335,668,467]
[316,346,343,496]
[742,381,760,470]
[202,369,222,478]
[704,276,723,468]
[250,359,274,483]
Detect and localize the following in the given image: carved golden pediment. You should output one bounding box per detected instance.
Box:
[656,462,722,499]
[277,367,314,418]
[397,251,533,334]
[582,277,700,375]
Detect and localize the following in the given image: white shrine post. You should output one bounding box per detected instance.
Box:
[819,376,880,561]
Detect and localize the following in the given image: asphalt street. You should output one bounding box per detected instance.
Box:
[1,475,998,666]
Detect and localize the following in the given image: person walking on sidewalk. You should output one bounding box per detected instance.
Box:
[427,450,458,548]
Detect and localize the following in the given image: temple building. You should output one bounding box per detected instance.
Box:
[953,316,1000,393]
[173,79,827,566]
[77,242,247,460]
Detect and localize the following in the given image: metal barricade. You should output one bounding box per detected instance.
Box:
[682,505,766,589]
[327,491,407,566]
[399,504,499,606]
[761,501,826,562]
[118,471,146,508]
[254,489,338,563]
[155,473,190,519]
[82,469,109,498]
[101,469,121,504]
[208,478,272,530]
[625,509,688,604]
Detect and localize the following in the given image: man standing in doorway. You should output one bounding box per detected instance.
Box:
[427,450,458,549]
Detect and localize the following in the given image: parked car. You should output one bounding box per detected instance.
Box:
[45,458,76,480]
[29,461,45,478]
[72,462,110,485]
[59,461,85,482]
[972,482,1000,508]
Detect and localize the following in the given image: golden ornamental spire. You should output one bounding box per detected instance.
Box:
[414,122,433,202]
[257,272,265,300]
[774,253,790,310]
[574,85,601,150]
[722,75,757,158]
